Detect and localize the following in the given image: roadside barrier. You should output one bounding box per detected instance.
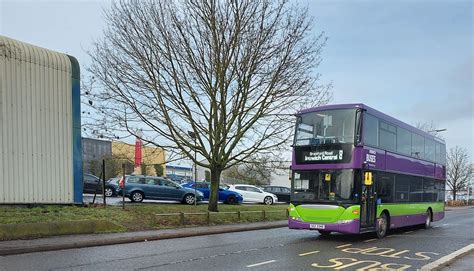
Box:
[154,210,288,226]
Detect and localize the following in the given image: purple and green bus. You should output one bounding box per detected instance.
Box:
[288,104,446,238]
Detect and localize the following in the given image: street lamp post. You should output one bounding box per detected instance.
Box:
[188,131,197,206]
[427,128,447,133]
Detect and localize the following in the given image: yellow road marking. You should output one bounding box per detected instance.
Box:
[336,244,352,248]
[299,250,320,256]
[364,238,378,243]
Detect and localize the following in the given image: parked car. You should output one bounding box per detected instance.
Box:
[227,184,278,205]
[261,185,291,203]
[83,173,117,197]
[182,182,243,204]
[116,175,204,204]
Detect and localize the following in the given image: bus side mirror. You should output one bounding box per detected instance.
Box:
[364,172,373,186]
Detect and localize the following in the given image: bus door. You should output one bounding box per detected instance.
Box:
[360,171,377,231]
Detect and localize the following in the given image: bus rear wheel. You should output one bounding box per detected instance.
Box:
[376,212,388,239]
[423,210,432,229]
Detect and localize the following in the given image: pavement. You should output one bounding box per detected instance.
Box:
[0,220,287,256]
[440,251,474,271]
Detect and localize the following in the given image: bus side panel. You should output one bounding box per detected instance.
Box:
[377,202,444,228]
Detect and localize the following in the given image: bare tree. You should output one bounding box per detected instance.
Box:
[223,156,275,185]
[87,0,331,211]
[447,146,473,200]
[415,121,445,139]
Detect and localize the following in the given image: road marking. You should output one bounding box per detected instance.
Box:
[364,238,378,243]
[336,244,352,248]
[404,231,414,234]
[387,235,396,238]
[246,260,276,268]
[299,250,320,256]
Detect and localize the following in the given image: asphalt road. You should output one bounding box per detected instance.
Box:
[1,208,473,271]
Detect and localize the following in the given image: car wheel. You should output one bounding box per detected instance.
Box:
[104,187,114,197]
[226,195,237,205]
[184,194,195,205]
[264,196,273,205]
[318,230,331,237]
[423,209,432,229]
[376,212,388,239]
[130,191,144,203]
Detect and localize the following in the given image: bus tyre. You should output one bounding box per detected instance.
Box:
[318,230,331,237]
[424,210,432,229]
[376,212,388,239]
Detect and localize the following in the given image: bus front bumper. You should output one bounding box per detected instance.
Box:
[288,217,360,234]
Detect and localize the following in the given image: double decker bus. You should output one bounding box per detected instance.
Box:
[288,104,446,238]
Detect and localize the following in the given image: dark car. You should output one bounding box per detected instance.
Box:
[182,182,243,204]
[117,175,204,204]
[83,173,117,197]
[262,185,291,203]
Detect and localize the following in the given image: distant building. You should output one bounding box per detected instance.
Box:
[166,165,193,182]
[82,138,112,173]
[112,141,166,176]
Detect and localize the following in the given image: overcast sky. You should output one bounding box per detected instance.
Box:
[1,0,472,160]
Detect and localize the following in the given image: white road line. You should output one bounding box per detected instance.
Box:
[246,260,277,268]
[364,238,378,242]
[404,231,414,234]
[336,244,352,248]
[299,250,320,256]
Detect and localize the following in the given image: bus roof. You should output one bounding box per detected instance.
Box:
[298,103,445,144]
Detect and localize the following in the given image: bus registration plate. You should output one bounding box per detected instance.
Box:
[310,224,325,230]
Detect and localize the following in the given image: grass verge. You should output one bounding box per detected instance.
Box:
[0,203,288,234]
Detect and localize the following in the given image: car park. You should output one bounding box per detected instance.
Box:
[261,185,291,203]
[83,173,118,197]
[117,175,204,204]
[227,184,278,205]
[182,182,243,204]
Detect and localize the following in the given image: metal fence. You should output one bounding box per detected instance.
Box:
[154,210,288,226]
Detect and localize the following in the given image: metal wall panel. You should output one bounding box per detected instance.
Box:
[0,36,74,204]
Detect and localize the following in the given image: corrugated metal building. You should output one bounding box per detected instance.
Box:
[0,35,82,204]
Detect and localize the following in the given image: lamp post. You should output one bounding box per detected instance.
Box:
[427,128,447,133]
[188,131,197,206]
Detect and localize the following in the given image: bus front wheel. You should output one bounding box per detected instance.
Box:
[376,212,388,239]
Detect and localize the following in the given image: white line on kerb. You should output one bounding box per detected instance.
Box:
[420,244,474,271]
[299,250,320,256]
[246,260,277,268]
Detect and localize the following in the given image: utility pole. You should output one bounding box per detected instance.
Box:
[188,131,197,206]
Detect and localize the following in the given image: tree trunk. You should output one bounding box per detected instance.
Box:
[453,189,457,201]
[208,167,222,212]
